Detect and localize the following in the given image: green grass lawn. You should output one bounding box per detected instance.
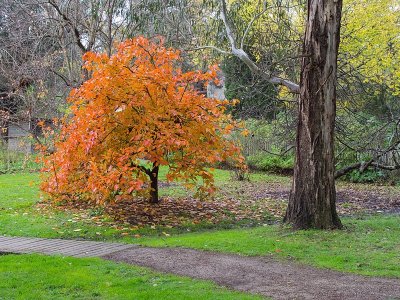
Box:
[0,172,40,209]
[0,254,261,300]
[0,171,286,240]
[0,171,399,279]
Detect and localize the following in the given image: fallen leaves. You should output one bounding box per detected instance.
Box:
[35,178,400,230]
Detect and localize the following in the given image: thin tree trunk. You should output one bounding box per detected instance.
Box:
[284,0,343,229]
[148,165,159,204]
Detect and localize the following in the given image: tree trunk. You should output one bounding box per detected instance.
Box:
[148,165,159,204]
[284,0,343,229]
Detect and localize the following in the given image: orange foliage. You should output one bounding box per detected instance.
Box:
[40,37,245,204]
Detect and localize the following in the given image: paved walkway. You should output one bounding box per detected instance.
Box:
[0,236,136,257]
[1,236,400,300]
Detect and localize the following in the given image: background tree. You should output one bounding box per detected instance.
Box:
[0,0,66,145]
[221,53,278,119]
[334,0,400,178]
[219,0,302,119]
[0,0,223,148]
[41,37,245,204]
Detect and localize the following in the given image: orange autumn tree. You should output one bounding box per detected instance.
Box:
[41,37,245,205]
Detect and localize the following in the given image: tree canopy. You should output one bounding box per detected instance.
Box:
[40,37,245,204]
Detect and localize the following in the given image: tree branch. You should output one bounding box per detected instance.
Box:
[130,161,152,176]
[335,139,400,178]
[48,0,87,53]
[335,161,400,179]
[240,6,268,49]
[335,162,361,179]
[219,0,300,94]
[50,69,76,87]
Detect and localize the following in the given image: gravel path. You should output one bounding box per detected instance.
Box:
[103,246,400,300]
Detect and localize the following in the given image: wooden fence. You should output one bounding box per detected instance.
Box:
[238,136,293,157]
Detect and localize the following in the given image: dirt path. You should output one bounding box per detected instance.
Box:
[103,247,400,300]
[1,236,399,299]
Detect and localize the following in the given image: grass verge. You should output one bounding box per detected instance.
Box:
[0,254,261,300]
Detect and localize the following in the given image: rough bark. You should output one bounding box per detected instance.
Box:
[149,165,159,204]
[284,0,343,229]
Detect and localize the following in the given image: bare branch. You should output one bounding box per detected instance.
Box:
[240,6,268,49]
[335,161,400,179]
[50,69,75,87]
[47,0,87,53]
[335,162,361,179]
[335,139,400,178]
[219,0,300,93]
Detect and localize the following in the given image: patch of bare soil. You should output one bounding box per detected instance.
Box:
[103,247,400,300]
[336,183,400,214]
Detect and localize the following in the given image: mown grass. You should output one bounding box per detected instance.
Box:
[0,170,286,239]
[158,167,290,197]
[0,171,399,279]
[0,254,262,300]
[0,172,40,209]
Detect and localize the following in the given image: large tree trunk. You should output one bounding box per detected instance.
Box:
[284,0,343,229]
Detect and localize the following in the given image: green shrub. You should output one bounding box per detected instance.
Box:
[344,169,385,183]
[247,153,294,174]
